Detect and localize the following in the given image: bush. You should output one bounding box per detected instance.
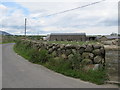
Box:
[15,40,49,63]
[39,49,49,63]
[28,49,40,63]
[68,53,82,70]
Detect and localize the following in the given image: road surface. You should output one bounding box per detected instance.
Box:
[0,44,2,89]
[2,43,118,88]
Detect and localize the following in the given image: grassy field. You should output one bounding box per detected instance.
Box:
[13,40,108,85]
[47,41,99,45]
[0,42,15,44]
[1,35,16,44]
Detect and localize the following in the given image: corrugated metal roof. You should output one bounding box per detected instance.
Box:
[50,33,86,35]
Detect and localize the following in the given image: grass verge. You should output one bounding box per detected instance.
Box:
[0,42,15,44]
[13,40,108,85]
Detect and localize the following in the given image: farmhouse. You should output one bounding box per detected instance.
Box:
[46,33,87,41]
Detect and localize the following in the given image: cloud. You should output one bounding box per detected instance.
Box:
[2,0,119,2]
[0,0,118,35]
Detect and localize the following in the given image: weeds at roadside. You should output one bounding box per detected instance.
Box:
[14,40,107,85]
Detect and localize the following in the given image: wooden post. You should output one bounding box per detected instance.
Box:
[25,18,27,36]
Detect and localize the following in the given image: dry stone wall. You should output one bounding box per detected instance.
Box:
[22,40,106,70]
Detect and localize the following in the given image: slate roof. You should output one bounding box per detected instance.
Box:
[50,33,86,35]
[96,35,120,39]
[106,35,120,39]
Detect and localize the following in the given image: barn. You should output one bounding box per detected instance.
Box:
[46,33,87,41]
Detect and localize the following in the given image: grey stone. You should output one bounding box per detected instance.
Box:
[48,48,53,54]
[66,49,72,55]
[85,45,93,52]
[65,44,76,49]
[82,52,90,59]
[60,44,65,49]
[65,44,72,49]
[57,48,62,55]
[93,49,101,56]
[93,45,101,49]
[48,45,53,48]
[72,49,76,54]
[52,46,57,51]
[81,45,87,48]
[82,52,94,59]
[94,56,102,64]
[56,45,60,49]
[81,59,93,65]
[61,50,66,54]
[68,54,74,60]
[76,45,81,50]
[100,48,105,55]
[83,64,94,71]
[93,64,103,70]
[101,41,113,45]
[52,43,56,46]
[61,54,67,59]
[52,51,57,57]
[89,53,94,59]
[79,47,85,54]
[46,46,49,50]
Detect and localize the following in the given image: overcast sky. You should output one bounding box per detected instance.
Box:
[0,0,118,35]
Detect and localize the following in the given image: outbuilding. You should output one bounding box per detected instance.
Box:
[46,33,87,41]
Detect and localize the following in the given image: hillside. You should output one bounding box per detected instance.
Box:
[0,31,12,35]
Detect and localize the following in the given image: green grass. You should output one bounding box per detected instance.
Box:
[1,35,17,44]
[47,41,98,45]
[0,41,15,44]
[13,40,107,85]
[44,63,107,84]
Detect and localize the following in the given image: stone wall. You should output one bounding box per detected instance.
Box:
[22,40,106,70]
[105,49,119,82]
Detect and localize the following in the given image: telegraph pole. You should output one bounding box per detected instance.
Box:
[25,18,27,36]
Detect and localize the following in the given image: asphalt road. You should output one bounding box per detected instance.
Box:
[2,43,118,88]
[0,44,2,89]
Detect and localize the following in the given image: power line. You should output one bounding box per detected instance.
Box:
[44,0,106,17]
[26,0,106,35]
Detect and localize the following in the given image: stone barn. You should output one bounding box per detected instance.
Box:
[46,33,87,41]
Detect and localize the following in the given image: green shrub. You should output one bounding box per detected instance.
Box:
[28,49,40,63]
[38,49,49,63]
[68,53,82,70]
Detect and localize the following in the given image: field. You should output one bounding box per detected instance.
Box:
[0,35,15,44]
[47,41,99,45]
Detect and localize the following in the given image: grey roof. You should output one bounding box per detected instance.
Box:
[50,33,86,35]
[106,36,120,39]
[97,35,120,39]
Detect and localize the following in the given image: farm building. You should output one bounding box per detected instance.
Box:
[97,36,107,41]
[45,33,120,41]
[97,35,119,41]
[46,33,87,41]
[86,36,97,41]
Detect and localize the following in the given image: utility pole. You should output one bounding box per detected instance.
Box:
[25,18,27,36]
